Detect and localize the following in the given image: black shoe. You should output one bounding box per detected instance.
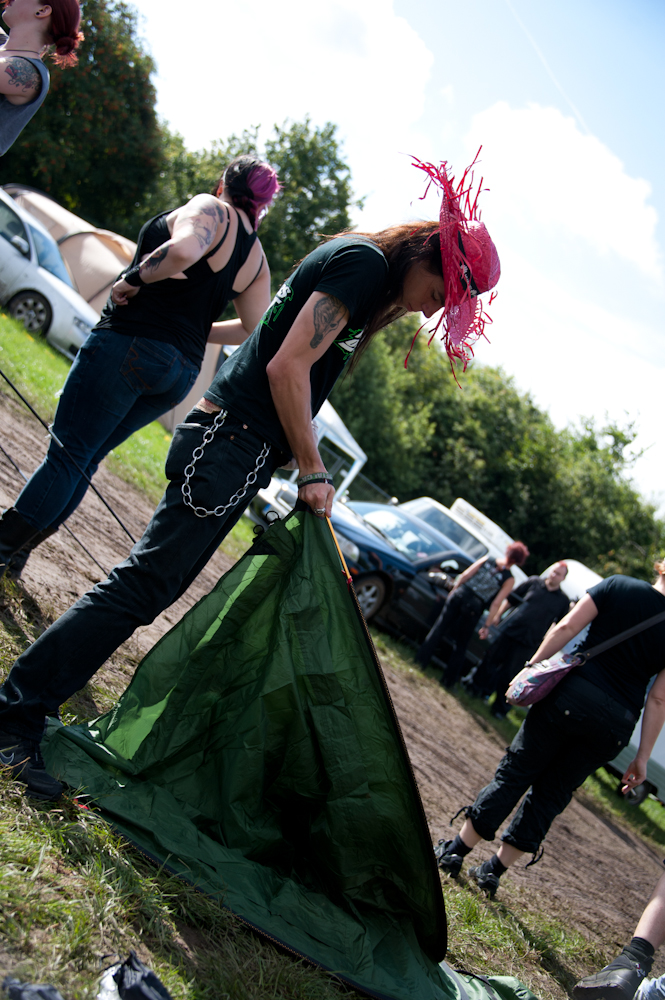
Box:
[0,730,63,801]
[6,524,58,579]
[468,861,500,898]
[434,839,464,877]
[572,955,648,1000]
[0,508,40,578]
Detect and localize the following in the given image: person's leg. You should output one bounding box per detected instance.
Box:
[573,873,665,1000]
[435,710,557,881]
[465,631,511,697]
[490,640,532,717]
[20,335,198,532]
[416,592,461,667]
[441,604,481,687]
[0,410,274,762]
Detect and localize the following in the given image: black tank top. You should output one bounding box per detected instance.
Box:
[94,206,258,367]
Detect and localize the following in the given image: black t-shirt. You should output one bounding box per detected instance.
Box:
[204,238,389,452]
[502,576,570,649]
[576,575,665,714]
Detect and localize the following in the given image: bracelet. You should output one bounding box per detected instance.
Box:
[123,265,145,287]
[297,474,333,487]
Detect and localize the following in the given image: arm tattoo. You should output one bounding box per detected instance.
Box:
[4,58,40,93]
[310,295,346,349]
[141,245,169,274]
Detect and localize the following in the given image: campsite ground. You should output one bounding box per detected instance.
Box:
[2,344,665,999]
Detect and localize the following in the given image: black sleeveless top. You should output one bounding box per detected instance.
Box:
[94,206,258,367]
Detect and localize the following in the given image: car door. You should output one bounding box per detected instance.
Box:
[386,555,471,640]
[0,199,32,301]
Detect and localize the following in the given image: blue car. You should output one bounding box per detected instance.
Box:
[333,501,470,620]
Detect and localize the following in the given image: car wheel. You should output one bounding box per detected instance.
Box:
[8,291,53,336]
[355,574,387,620]
[621,781,651,806]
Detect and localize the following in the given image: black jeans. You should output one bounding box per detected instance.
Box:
[466,673,636,853]
[0,408,277,741]
[416,588,483,686]
[472,632,533,715]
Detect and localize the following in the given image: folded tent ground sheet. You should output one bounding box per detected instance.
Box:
[43,509,538,1000]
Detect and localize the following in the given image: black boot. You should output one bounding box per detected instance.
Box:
[0,508,40,578]
[6,524,58,579]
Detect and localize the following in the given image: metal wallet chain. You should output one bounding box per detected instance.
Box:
[181,408,270,518]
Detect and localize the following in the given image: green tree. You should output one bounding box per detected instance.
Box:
[0,0,164,236]
[148,118,358,293]
[331,325,665,579]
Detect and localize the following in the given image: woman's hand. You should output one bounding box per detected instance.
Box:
[478,626,490,640]
[111,278,140,305]
[621,756,648,793]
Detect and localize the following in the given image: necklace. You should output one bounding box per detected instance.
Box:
[1,46,43,55]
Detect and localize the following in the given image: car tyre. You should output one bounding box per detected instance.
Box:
[621,781,651,806]
[8,290,53,336]
[355,574,387,620]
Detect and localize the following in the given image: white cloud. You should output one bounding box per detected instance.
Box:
[463,102,662,282]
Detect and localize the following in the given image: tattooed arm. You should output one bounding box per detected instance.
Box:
[0,56,42,104]
[111,194,227,305]
[266,291,349,517]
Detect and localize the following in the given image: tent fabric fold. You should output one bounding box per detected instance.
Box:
[43,509,537,1000]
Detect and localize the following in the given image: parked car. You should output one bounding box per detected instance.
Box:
[0,188,99,359]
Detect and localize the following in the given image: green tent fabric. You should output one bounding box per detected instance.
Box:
[43,509,538,1000]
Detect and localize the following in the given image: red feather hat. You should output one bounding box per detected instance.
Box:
[410,149,500,375]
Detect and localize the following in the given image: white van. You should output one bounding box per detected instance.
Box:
[399,496,527,586]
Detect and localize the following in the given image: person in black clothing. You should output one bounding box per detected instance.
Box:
[573,869,665,1000]
[0,155,503,801]
[467,561,571,717]
[415,541,530,687]
[0,155,280,578]
[436,562,665,898]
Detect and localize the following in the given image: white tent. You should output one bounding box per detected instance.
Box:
[3,184,136,313]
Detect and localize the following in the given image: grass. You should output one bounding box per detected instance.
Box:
[2,316,665,999]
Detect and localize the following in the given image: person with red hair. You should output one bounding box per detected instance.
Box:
[415,540,530,686]
[0,0,83,154]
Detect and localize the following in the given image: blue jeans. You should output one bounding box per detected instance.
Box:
[466,673,636,853]
[14,328,199,531]
[0,407,277,740]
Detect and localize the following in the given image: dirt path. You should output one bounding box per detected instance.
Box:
[2,393,663,989]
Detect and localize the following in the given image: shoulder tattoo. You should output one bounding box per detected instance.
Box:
[4,58,40,93]
[310,295,346,349]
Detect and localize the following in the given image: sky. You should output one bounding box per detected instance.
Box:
[131,0,665,511]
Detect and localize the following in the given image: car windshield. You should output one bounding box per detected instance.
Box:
[405,501,488,559]
[28,223,74,288]
[359,508,445,562]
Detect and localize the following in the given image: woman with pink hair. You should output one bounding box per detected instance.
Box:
[0,0,83,154]
[0,155,281,576]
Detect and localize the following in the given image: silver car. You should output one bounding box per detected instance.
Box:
[0,188,99,359]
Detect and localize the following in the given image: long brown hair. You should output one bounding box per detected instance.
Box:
[325,220,443,363]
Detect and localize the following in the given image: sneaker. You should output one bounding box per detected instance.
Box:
[434,839,464,877]
[572,955,647,1000]
[0,730,63,801]
[468,861,500,899]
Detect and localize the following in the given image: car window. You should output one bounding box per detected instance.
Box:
[404,501,488,559]
[360,508,445,562]
[0,200,29,249]
[27,223,74,288]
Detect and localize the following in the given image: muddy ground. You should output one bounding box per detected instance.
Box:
[1,392,664,989]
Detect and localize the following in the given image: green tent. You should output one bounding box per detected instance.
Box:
[43,509,537,1000]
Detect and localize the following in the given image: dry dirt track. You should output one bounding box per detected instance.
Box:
[1,391,664,990]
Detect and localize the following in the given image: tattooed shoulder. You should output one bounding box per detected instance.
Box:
[310,295,347,349]
[4,58,40,94]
